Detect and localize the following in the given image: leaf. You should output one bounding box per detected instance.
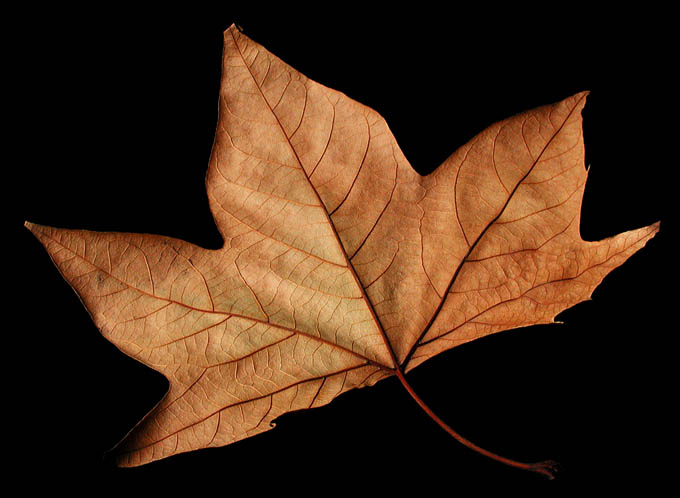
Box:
[26,24,659,469]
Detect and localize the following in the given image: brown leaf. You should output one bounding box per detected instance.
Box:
[26,24,659,468]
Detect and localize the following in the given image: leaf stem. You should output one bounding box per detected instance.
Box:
[394,368,560,479]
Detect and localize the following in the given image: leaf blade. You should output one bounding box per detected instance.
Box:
[25,24,659,468]
[402,93,659,370]
[24,222,392,466]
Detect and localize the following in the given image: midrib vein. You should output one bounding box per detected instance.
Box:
[35,226,390,370]
[230,31,398,370]
[401,93,587,369]
[120,363,371,455]
[419,223,658,346]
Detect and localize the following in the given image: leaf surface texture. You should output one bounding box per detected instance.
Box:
[26,25,659,466]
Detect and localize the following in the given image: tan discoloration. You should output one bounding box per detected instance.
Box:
[26,25,658,467]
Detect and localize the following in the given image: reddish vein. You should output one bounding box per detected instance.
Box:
[401,94,586,370]
[230,30,570,479]
[230,30,399,371]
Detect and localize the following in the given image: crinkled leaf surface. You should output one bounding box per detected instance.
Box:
[26,25,659,467]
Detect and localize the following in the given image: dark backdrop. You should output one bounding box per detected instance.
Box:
[14,4,671,493]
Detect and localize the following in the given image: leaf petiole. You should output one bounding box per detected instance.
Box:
[394,368,560,479]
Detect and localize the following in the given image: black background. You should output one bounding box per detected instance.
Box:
[13,4,672,493]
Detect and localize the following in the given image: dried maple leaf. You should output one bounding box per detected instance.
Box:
[25,25,659,477]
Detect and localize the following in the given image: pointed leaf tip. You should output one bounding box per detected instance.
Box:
[225,23,242,35]
[25,28,659,469]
